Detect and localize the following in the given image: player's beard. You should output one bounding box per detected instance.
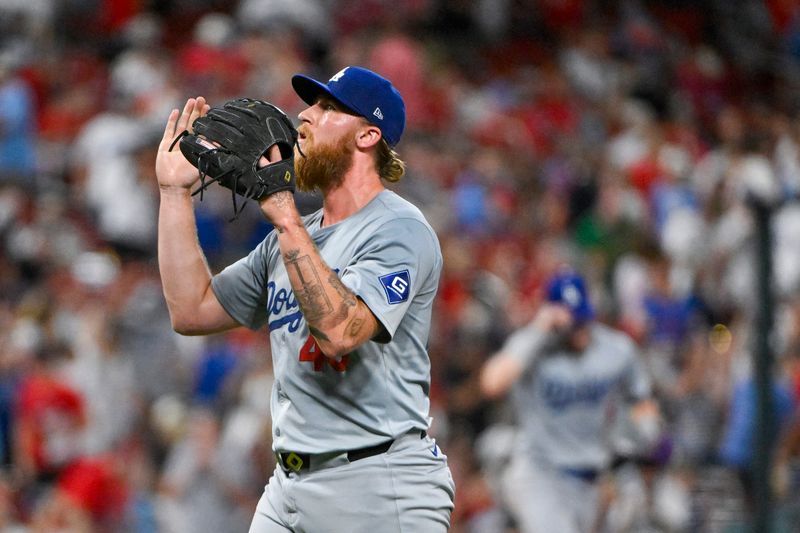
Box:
[294,132,354,193]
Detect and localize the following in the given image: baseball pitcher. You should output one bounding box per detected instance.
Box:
[155,66,455,532]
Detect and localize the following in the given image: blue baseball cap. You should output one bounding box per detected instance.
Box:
[291,66,406,147]
[545,271,595,323]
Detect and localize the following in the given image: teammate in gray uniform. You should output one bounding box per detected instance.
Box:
[155,66,454,532]
[480,270,658,533]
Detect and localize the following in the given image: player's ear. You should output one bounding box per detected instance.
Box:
[355,124,382,150]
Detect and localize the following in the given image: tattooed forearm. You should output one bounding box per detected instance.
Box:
[326,272,358,327]
[331,301,351,326]
[286,253,332,321]
[345,305,376,339]
[282,240,377,349]
[298,285,330,322]
[309,326,330,342]
[346,315,365,338]
[329,272,357,306]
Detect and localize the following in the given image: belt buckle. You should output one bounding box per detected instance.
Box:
[283,452,304,472]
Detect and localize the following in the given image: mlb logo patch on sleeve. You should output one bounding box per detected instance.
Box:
[379,270,411,304]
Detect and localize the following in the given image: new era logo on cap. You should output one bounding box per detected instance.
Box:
[291,66,406,146]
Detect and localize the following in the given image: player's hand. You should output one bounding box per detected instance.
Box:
[257,145,282,168]
[532,303,574,333]
[256,144,298,226]
[156,97,210,192]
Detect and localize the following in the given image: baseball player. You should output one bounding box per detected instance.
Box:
[479,269,658,532]
[155,66,455,532]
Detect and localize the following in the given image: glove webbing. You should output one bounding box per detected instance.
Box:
[170,130,255,221]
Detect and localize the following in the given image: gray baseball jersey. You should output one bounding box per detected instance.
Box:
[504,322,651,470]
[211,189,442,454]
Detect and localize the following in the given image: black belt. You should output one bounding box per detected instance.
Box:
[277,430,426,473]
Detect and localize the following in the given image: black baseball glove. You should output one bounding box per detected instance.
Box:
[173,98,297,217]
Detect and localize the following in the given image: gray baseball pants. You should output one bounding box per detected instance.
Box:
[248,431,455,533]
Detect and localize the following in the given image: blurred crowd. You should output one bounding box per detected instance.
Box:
[3,0,800,531]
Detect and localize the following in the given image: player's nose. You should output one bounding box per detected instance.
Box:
[297,106,313,125]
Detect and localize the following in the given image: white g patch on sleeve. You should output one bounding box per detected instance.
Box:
[379,270,411,304]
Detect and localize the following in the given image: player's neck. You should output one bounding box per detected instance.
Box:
[321,170,384,227]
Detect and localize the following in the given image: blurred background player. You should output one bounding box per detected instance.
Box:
[479,269,660,532]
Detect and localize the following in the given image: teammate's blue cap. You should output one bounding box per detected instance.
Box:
[291,66,406,147]
[545,271,595,323]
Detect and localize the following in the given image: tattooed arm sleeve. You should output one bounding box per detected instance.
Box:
[275,218,383,358]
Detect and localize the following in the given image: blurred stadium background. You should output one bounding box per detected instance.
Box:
[2,0,800,531]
